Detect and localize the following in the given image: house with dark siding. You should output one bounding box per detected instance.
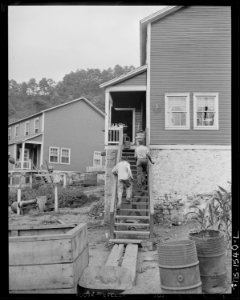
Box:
[100,6,231,219]
[8,97,105,174]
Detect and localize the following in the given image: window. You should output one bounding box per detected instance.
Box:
[34,118,40,134]
[49,147,59,163]
[60,148,71,164]
[15,125,19,137]
[8,127,11,140]
[25,121,30,136]
[93,151,102,167]
[193,93,219,130]
[165,94,190,129]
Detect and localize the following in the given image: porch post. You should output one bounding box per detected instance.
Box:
[21,142,25,169]
[105,90,110,146]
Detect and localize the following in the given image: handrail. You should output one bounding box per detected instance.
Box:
[109,126,124,238]
[146,127,154,238]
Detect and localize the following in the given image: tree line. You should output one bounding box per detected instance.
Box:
[8,65,135,122]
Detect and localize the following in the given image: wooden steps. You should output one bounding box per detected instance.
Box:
[109,239,142,244]
[110,148,152,243]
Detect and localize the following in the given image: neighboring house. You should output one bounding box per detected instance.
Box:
[100,6,231,204]
[8,97,105,174]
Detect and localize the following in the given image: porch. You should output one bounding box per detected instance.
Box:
[105,90,147,146]
[14,142,42,171]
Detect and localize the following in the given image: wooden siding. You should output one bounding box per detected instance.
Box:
[149,6,231,145]
[43,100,105,172]
[8,115,43,144]
[112,71,147,87]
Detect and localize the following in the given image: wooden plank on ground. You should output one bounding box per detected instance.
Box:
[122,244,138,285]
[105,244,124,266]
[109,239,142,244]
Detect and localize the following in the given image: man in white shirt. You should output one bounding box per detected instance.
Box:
[112,158,133,209]
[134,140,154,187]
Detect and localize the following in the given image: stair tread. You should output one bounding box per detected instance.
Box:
[115,215,150,219]
[115,223,150,227]
[131,202,149,205]
[118,208,149,212]
[114,230,150,235]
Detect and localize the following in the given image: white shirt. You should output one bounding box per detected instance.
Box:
[135,145,149,159]
[112,161,133,181]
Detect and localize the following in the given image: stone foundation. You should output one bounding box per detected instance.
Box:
[150,148,231,222]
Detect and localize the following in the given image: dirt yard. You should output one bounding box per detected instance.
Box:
[9,185,232,295]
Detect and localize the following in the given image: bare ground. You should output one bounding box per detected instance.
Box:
[9,185,232,295]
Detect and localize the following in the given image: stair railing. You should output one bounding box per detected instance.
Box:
[146,127,154,238]
[109,126,124,238]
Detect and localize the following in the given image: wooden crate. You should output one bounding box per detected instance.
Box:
[9,223,89,294]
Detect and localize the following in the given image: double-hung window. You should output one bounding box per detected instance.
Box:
[15,125,19,138]
[165,93,190,129]
[34,118,40,134]
[8,127,11,141]
[60,148,71,164]
[25,121,30,136]
[193,93,219,130]
[49,147,59,163]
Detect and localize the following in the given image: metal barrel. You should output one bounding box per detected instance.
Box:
[157,239,202,294]
[189,230,228,293]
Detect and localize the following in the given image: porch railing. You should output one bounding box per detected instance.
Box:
[14,160,32,170]
[108,125,124,144]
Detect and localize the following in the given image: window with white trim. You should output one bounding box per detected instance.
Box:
[193,93,219,130]
[15,125,19,137]
[165,94,190,129]
[93,151,102,167]
[60,148,71,164]
[34,118,40,134]
[25,121,30,136]
[8,127,11,140]
[49,147,59,163]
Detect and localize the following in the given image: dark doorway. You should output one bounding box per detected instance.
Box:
[111,109,133,141]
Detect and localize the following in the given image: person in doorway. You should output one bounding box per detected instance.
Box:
[112,158,133,210]
[135,140,154,187]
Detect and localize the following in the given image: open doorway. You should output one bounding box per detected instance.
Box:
[111,108,135,142]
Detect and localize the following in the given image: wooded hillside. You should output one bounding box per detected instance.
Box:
[8,65,135,123]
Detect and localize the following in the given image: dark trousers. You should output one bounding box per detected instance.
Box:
[136,158,148,185]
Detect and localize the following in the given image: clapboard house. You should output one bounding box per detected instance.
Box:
[100,6,231,225]
[8,97,105,174]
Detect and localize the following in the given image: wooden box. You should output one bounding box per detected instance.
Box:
[9,223,89,294]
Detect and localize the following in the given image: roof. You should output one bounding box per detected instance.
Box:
[99,65,147,89]
[140,6,183,65]
[8,97,105,126]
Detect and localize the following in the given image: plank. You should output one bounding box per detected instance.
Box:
[105,244,124,266]
[9,238,72,265]
[10,288,76,294]
[115,215,150,220]
[73,246,89,290]
[109,239,142,244]
[114,223,149,227]
[122,244,138,285]
[70,224,88,260]
[114,230,150,236]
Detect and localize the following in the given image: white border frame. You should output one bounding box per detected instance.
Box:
[60,147,71,165]
[165,93,190,130]
[114,108,136,144]
[49,146,60,164]
[24,121,30,136]
[193,93,219,130]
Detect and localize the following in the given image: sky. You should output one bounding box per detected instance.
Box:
[8,5,166,83]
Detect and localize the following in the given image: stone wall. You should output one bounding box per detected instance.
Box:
[104,149,117,223]
[150,149,231,222]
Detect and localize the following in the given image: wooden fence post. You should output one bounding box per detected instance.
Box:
[17,188,21,215]
[54,184,58,213]
[63,174,67,188]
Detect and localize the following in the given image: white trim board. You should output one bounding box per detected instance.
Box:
[146,23,151,146]
[106,86,146,92]
[150,145,231,150]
